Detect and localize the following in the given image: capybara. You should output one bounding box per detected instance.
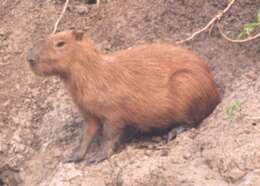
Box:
[27,30,220,164]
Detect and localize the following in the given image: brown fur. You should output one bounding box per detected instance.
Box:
[27,30,220,164]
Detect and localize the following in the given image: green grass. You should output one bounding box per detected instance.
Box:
[238,9,260,38]
[225,100,241,120]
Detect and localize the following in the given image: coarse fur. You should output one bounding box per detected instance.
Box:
[27,30,220,164]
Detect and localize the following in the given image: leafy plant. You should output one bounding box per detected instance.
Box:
[225,100,241,120]
[238,9,260,38]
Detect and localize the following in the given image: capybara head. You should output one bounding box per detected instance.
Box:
[27,30,93,77]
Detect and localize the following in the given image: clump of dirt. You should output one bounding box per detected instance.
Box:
[0,0,259,185]
[0,165,22,186]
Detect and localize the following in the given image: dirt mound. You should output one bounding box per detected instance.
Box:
[0,0,259,185]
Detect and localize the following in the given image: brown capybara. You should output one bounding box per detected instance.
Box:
[27,30,220,164]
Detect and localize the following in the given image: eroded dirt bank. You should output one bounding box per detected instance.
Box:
[0,0,260,185]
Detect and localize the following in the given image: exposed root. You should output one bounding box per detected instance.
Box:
[51,0,260,43]
[217,23,260,43]
[52,0,70,34]
[176,0,236,44]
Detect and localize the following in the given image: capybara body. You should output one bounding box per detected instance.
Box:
[27,30,220,164]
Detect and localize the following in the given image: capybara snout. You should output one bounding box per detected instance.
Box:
[27,39,45,66]
[28,30,220,164]
[27,48,37,65]
[27,30,93,76]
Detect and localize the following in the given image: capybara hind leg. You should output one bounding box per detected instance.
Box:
[65,117,100,163]
[86,122,123,164]
[167,126,187,142]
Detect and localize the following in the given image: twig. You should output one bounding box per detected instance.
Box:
[97,0,100,7]
[52,0,70,34]
[217,23,260,43]
[246,116,260,120]
[176,0,236,44]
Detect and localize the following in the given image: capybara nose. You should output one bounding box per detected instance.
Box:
[27,48,38,65]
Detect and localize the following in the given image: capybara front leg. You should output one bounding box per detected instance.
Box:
[65,117,100,163]
[86,122,123,164]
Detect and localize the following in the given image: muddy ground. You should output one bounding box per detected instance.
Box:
[0,0,260,185]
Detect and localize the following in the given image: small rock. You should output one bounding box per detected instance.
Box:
[160,149,169,156]
[3,55,11,62]
[144,150,152,156]
[227,167,247,183]
[2,100,10,107]
[75,5,89,15]
[0,28,7,36]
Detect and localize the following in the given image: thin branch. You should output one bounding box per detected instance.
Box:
[97,0,100,7]
[217,23,260,43]
[176,0,236,44]
[52,0,70,34]
[246,116,260,120]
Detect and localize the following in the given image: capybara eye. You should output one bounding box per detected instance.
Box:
[55,41,66,48]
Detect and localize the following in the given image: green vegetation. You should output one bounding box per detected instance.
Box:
[238,9,260,38]
[225,100,241,120]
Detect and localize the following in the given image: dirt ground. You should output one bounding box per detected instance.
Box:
[0,0,260,185]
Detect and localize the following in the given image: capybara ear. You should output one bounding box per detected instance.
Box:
[72,30,84,41]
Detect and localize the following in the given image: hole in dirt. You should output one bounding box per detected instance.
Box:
[84,0,97,4]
